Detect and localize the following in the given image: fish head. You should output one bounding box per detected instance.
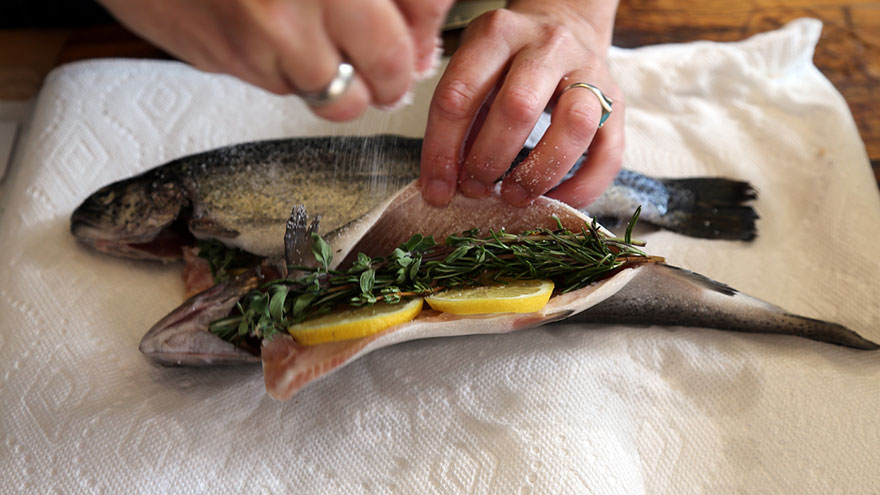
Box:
[70,171,190,261]
[138,259,281,366]
[140,266,266,366]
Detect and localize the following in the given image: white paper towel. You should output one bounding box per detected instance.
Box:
[2,19,879,494]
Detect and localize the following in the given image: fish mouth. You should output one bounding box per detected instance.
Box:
[70,214,197,262]
[140,266,270,366]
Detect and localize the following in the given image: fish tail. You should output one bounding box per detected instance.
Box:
[571,263,879,350]
[656,177,759,241]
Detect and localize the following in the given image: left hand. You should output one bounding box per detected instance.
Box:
[419,0,624,209]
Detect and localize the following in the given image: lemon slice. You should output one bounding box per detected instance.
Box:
[288,297,424,345]
[425,279,555,315]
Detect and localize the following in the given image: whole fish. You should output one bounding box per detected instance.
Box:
[70,135,757,263]
[138,183,876,401]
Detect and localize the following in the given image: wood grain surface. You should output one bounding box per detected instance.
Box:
[613,0,880,186]
[1,1,878,186]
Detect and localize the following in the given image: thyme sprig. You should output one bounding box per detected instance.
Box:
[209,209,659,344]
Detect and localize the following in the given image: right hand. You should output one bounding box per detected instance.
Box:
[419,2,624,209]
[98,0,454,121]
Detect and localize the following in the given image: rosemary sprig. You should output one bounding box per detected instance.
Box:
[209,209,659,344]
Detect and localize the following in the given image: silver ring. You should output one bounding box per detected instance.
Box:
[296,62,354,106]
[562,82,613,128]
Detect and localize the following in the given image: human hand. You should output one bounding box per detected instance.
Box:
[419,0,624,209]
[98,0,454,121]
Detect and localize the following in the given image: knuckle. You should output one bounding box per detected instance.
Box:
[372,41,411,79]
[562,99,600,144]
[471,8,514,39]
[366,42,413,102]
[542,24,576,51]
[498,86,543,126]
[433,79,479,121]
[295,63,338,93]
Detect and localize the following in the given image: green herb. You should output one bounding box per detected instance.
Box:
[209,209,659,344]
[196,239,262,284]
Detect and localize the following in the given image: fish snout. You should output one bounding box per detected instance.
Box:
[139,271,264,366]
[71,174,191,260]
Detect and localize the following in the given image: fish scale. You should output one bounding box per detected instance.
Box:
[135,182,875,402]
[70,135,758,263]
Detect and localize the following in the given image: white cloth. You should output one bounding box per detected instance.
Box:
[2,19,879,493]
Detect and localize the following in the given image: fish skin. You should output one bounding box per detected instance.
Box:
[587,170,758,240]
[569,263,879,350]
[139,262,270,366]
[262,309,582,401]
[135,183,876,403]
[70,135,758,262]
[72,135,422,261]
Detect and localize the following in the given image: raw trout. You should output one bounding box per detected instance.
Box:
[70,135,758,263]
[138,183,875,401]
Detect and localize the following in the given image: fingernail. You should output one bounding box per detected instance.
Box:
[459,178,489,198]
[415,39,443,81]
[502,182,531,207]
[423,179,453,206]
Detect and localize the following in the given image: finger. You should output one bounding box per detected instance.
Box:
[178,3,295,95]
[228,41,296,95]
[230,0,327,95]
[394,0,454,77]
[306,74,371,122]
[254,2,370,120]
[458,28,577,199]
[547,91,624,209]
[420,9,522,206]
[274,29,341,96]
[500,73,605,206]
[325,0,415,106]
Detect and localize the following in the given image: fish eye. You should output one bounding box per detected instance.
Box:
[100,191,116,205]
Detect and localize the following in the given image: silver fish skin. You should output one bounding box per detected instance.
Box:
[569,263,878,350]
[143,259,878,369]
[139,265,264,366]
[71,135,423,261]
[70,135,758,262]
[137,184,875,391]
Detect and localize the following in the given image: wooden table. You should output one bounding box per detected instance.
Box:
[613,0,880,188]
[2,1,878,187]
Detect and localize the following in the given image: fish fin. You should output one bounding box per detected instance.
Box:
[284,205,308,268]
[283,205,322,275]
[308,215,322,239]
[660,264,738,297]
[656,178,759,241]
[573,263,879,350]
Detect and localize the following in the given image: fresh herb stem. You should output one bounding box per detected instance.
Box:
[209,209,659,344]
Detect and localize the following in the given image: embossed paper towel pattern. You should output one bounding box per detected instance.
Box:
[1,19,879,494]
